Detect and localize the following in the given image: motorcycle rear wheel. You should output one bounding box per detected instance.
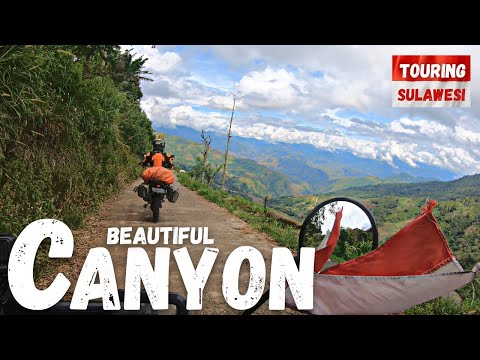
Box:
[151,196,161,222]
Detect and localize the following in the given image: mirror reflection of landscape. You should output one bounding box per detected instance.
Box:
[303,201,374,263]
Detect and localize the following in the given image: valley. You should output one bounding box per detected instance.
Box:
[162,129,480,271]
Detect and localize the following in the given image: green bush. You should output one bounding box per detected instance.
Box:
[0,45,154,276]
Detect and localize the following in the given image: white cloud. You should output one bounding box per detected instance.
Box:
[390,118,449,136]
[390,120,416,134]
[455,126,480,144]
[141,97,172,126]
[237,67,306,109]
[145,102,480,173]
[143,100,229,132]
[432,145,479,173]
[382,141,419,168]
[149,52,182,73]
[211,45,480,115]
[121,45,182,74]
[320,108,353,127]
[131,45,480,176]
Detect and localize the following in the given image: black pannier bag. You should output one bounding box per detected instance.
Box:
[167,189,179,203]
[136,184,148,199]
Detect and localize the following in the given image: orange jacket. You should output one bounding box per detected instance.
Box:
[152,152,165,167]
[141,166,175,185]
[141,152,165,167]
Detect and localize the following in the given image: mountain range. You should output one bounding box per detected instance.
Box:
[270,173,480,220]
[164,134,310,198]
[160,125,457,197]
[329,173,480,200]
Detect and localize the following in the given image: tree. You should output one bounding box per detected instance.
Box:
[221,92,244,190]
[70,45,153,101]
[204,164,223,187]
[200,129,212,183]
[105,48,154,101]
[264,195,270,214]
[190,156,204,179]
[190,130,221,188]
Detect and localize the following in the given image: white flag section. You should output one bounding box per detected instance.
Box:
[392,81,470,107]
[285,262,479,315]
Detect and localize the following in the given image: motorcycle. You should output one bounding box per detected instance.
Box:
[135,180,179,222]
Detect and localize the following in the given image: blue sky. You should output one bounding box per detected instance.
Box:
[121,45,480,176]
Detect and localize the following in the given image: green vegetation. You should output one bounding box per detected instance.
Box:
[301,202,374,262]
[270,188,480,315]
[331,177,480,271]
[0,45,155,274]
[165,132,436,197]
[2,46,476,315]
[270,194,330,220]
[337,173,480,200]
[321,174,432,193]
[268,176,480,315]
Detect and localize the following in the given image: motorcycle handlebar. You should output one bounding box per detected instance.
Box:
[1,289,188,315]
[1,227,189,316]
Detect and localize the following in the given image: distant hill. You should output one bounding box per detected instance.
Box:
[159,125,453,193]
[164,134,311,198]
[331,173,480,200]
[270,174,480,221]
[318,173,434,193]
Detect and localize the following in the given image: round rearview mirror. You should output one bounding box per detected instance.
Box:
[298,197,378,267]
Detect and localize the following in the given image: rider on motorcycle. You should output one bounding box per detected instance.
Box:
[141,164,179,203]
[141,138,166,167]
